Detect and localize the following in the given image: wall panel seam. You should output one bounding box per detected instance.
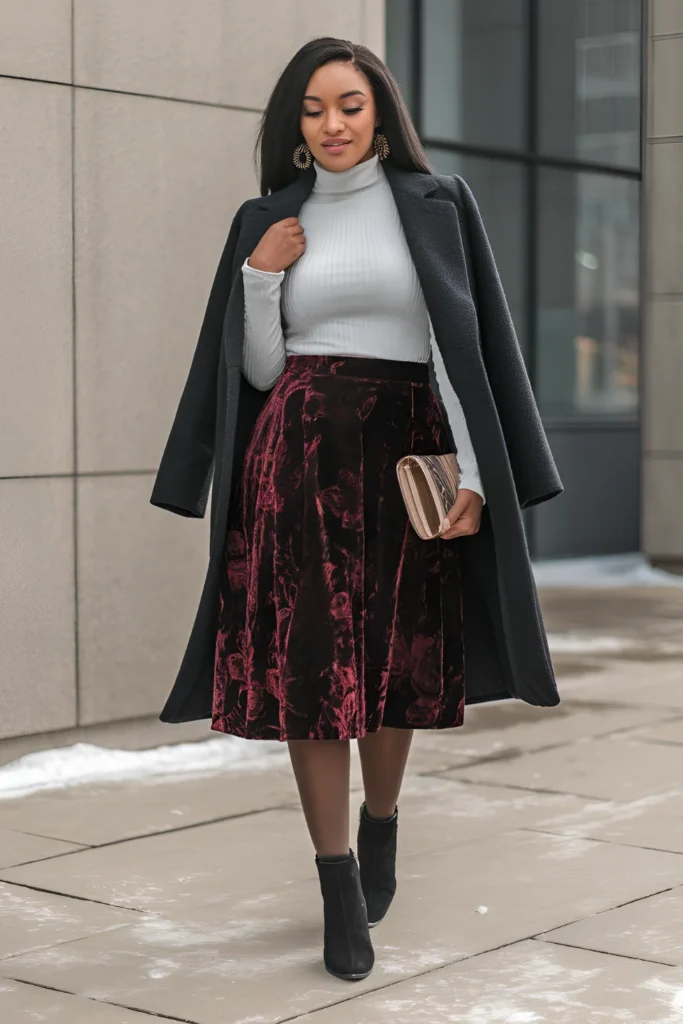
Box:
[0,471,158,482]
[71,0,80,726]
[0,73,263,114]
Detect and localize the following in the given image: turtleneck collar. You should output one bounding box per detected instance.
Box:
[312,153,383,195]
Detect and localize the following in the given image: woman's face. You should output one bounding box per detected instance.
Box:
[300,61,379,172]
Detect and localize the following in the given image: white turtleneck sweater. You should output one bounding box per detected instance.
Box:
[241,154,484,500]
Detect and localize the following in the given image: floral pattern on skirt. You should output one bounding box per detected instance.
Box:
[212,355,465,740]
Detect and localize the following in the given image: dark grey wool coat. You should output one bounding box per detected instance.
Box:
[150,160,563,724]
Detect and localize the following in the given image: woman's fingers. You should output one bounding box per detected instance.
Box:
[440,517,478,539]
[439,489,483,540]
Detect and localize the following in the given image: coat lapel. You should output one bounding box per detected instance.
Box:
[381,162,479,374]
[234,168,317,268]
[223,169,317,368]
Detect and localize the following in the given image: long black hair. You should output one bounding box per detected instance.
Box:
[255,37,431,196]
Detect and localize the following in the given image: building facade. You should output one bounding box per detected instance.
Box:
[0,1,679,749]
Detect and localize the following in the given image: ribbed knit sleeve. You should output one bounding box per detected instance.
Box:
[430,335,485,504]
[241,258,287,391]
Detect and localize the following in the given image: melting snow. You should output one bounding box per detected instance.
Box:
[0,737,286,800]
[533,552,683,589]
[547,633,683,655]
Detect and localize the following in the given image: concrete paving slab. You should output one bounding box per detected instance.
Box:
[543,886,683,966]
[0,977,154,1022]
[541,587,683,655]
[628,717,683,746]
[0,828,83,868]
[560,659,683,708]
[398,741,476,775]
[531,787,683,853]
[351,774,589,858]
[0,880,137,961]
[3,830,683,1022]
[345,744,474,795]
[411,700,668,761]
[0,807,312,913]
[295,939,683,1023]
[1,777,591,915]
[443,736,683,801]
[0,761,298,846]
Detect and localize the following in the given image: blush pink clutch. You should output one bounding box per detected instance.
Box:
[396,454,460,540]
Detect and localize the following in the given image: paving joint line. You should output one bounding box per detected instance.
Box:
[522,827,683,858]
[536,936,678,968]
[416,774,609,802]
[7,847,95,869]
[419,717,683,774]
[82,801,300,851]
[530,883,683,944]
[637,737,683,750]
[2,827,93,846]
[3,802,299,861]
[86,997,202,1023]
[0,924,132,964]
[0,878,147,913]
[4,977,200,1023]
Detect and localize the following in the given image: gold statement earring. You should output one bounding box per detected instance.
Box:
[293,142,312,169]
[373,132,390,161]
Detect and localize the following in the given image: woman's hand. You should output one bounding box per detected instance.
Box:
[439,489,483,540]
[247,217,306,274]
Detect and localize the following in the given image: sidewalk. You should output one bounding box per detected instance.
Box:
[1,587,683,1023]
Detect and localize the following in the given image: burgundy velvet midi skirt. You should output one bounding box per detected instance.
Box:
[212,354,465,741]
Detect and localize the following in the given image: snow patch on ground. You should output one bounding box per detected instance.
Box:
[546,633,683,655]
[0,736,286,800]
[533,553,683,589]
[547,634,635,654]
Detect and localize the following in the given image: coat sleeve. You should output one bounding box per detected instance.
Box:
[453,175,563,509]
[150,203,246,518]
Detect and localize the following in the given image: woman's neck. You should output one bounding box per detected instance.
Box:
[312,153,383,195]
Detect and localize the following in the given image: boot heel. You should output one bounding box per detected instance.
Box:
[315,850,374,981]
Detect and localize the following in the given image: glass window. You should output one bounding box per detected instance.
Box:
[427,150,528,358]
[385,0,415,113]
[538,0,642,169]
[536,170,640,418]
[420,0,528,150]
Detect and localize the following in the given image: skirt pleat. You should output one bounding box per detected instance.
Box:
[212,354,465,740]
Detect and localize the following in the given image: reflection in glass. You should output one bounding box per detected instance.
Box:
[538,0,642,169]
[420,0,527,150]
[427,150,528,358]
[537,171,639,417]
[385,0,415,111]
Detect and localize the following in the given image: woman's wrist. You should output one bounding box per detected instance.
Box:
[245,255,283,276]
[458,474,486,505]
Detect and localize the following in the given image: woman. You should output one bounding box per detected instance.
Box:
[151,37,562,982]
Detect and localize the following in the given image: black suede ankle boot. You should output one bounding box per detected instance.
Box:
[315,849,375,981]
[357,802,398,927]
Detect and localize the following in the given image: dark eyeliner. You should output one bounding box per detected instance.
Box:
[302,107,365,117]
